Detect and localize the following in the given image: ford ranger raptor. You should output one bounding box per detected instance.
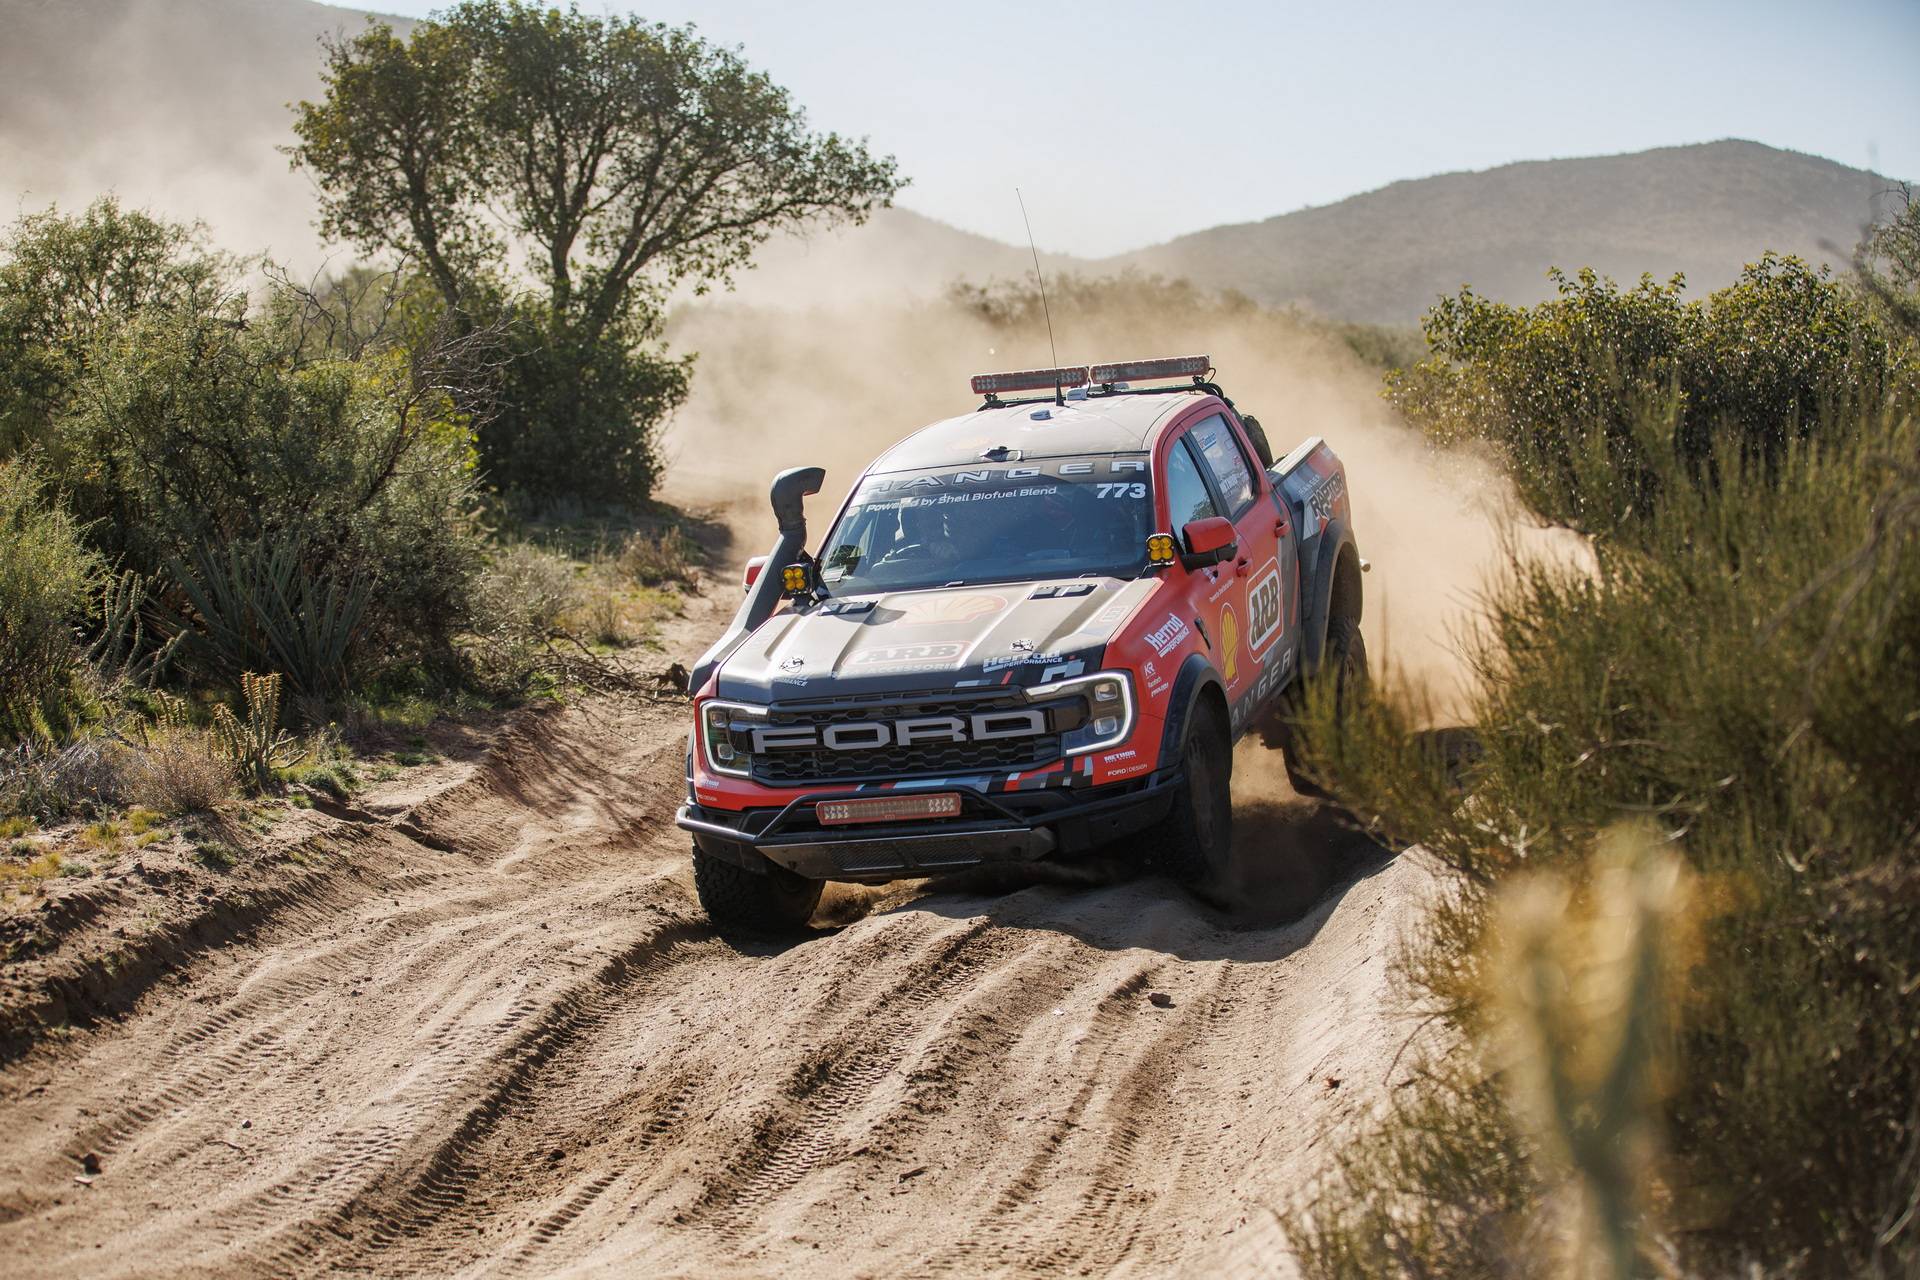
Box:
[678,355,1366,931]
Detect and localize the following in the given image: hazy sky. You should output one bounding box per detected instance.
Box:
[367,0,1920,256]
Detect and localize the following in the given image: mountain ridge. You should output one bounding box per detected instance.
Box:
[0,0,1901,324]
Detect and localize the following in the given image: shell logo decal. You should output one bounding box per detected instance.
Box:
[1219,605,1240,683]
[888,592,1009,626]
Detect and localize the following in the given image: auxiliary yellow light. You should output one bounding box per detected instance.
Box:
[782,563,810,592]
[1146,533,1176,564]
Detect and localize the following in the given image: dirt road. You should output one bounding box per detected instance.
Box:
[0,595,1431,1278]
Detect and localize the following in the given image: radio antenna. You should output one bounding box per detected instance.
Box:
[1016,188,1064,405]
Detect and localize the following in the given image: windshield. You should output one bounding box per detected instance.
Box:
[818,454,1152,594]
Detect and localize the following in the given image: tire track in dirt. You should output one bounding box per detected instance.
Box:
[684,918,1001,1238]
[249,917,716,1275]
[0,603,1431,1280]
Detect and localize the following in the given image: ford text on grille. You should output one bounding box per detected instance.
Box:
[748,709,1047,752]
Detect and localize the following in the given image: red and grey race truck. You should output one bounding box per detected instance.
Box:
[678,355,1366,931]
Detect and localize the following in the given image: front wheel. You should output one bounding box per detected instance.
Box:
[1147,700,1233,884]
[1282,615,1369,798]
[692,843,823,935]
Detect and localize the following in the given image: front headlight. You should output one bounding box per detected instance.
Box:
[1037,671,1134,755]
[699,699,764,778]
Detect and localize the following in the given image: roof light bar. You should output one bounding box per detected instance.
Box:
[1089,355,1211,384]
[970,366,1091,396]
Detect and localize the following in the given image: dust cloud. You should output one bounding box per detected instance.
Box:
[661,287,1533,721]
[0,0,385,268]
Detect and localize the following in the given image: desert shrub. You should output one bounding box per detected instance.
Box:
[468,543,581,684]
[126,727,237,815]
[60,291,483,669]
[0,197,233,456]
[1387,256,1909,537]
[477,305,692,506]
[0,222,492,689]
[1288,286,1918,1273]
[0,458,102,739]
[564,559,632,648]
[0,736,136,819]
[1859,184,1920,337]
[1,204,491,693]
[617,525,699,588]
[473,543,579,638]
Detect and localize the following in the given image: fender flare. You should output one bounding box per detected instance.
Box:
[1300,520,1363,677]
[1156,652,1230,770]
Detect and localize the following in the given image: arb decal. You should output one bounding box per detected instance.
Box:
[850,643,964,665]
[1246,562,1283,651]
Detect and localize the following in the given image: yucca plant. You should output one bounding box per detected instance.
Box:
[168,539,370,702]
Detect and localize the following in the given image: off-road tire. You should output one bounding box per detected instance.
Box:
[1148,700,1233,884]
[692,843,823,935]
[1283,615,1368,798]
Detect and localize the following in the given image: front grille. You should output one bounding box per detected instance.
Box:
[745,691,1071,786]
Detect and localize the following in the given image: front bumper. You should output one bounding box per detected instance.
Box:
[675,772,1181,883]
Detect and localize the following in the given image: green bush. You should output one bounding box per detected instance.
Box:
[0,197,233,457]
[0,206,492,692]
[1289,278,1919,1274]
[59,295,483,665]
[1388,256,1909,537]
[1860,185,1919,334]
[618,525,699,588]
[0,458,102,739]
[467,542,580,685]
[477,303,691,506]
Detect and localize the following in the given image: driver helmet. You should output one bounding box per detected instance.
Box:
[897,500,945,547]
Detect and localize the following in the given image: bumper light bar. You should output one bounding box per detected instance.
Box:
[817,793,963,826]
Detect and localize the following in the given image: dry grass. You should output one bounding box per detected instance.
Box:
[616,526,698,588]
[0,846,63,899]
[127,728,238,816]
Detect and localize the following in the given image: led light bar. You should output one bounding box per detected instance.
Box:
[817,792,963,827]
[1089,355,1211,384]
[971,366,1091,396]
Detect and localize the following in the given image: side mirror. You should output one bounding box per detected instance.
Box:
[1181,516,1238,569]
[742,555,767,592]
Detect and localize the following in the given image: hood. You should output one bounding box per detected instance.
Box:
[714,578,1160,702]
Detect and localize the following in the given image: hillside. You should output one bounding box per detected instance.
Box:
[1103,140,1898,324]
